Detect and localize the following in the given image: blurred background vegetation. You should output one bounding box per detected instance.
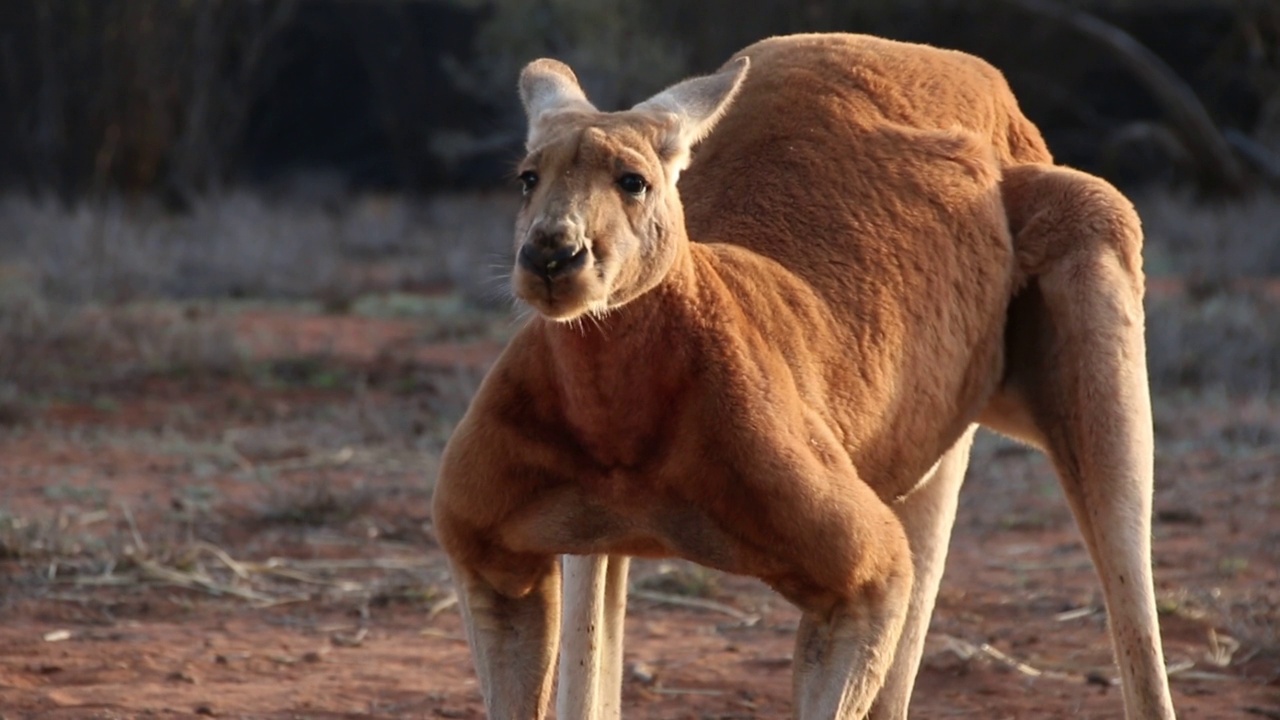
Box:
[2,0,1277,198]
[0,0,1278,399]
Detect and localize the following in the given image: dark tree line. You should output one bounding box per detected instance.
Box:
[0,0,488,202]
[0,0,1275,202]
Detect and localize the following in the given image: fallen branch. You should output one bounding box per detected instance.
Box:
[1001,0,1250,196]
[137,559,283,605]
[937,634,1089,683]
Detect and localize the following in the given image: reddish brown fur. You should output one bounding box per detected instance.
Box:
[437,33,1021,606]
[433,32,1176,719]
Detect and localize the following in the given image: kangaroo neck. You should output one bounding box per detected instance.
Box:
[537,242,704,469]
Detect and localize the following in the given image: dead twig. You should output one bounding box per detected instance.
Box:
[189,541,250,581]
[419,627,468,643]
[1205,628,1240,668]
[938,634,1081,682]
[1054,606,1098,622]
[1173,669,1241,682]
[119,501,147,556]
[331,627,368,648]
[426,591,458,620]
[652,688,726,696]
[975,642,1048,679]
[629,588,760,625]
[262,446,356,474]
[255,565,362,593]
[137,559,284,605]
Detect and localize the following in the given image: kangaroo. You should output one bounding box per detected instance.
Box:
[431,33,1176,719]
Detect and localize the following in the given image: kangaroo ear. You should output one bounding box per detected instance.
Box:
[633,56,749,151]
[519,59,597,149]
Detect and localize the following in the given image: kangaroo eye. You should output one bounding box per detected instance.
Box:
[518,171,539,196]
[617,173,648,197]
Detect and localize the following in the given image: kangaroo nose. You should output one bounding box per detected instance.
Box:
[518,231,587,279]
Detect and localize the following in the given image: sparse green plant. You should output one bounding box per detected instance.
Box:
[1217,556,1250,576]
[255,357,353,391]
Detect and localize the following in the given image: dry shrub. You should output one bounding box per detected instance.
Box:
[252,479,379,528]
[1137,189,1280,279]
[0,191,516,305]
[0,189,519,407]
[425,192,521,308]
[0,282,241,391]
[3,187,1276,400]
[1138,190,1280,397]
[634,561,722,600]
[0,509,106,563]
[1145,287,1280,396]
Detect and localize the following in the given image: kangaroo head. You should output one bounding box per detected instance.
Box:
[511,56,749,322]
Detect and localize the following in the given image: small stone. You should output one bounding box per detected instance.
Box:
[628,660,657,686]
[42,629,72,643]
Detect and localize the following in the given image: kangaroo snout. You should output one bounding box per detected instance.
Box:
[518,229,589,280]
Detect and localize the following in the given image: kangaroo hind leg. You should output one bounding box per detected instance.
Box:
[981,164,1176,720]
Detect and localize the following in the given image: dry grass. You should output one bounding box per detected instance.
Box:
[0,191,518,304]
[3,187,1275,396]
[0,505,445,609]
[0,508,113,564]
[0,190,518,402]
[1145,287,1280,396]
[0,412,447,607]
[251,478,380,528]
[0,290,243,394]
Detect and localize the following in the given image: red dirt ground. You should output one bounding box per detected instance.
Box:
[1,306,1277,719]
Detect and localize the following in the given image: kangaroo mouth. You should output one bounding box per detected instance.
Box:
[517,243,590,281]
[513,251,606,322]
